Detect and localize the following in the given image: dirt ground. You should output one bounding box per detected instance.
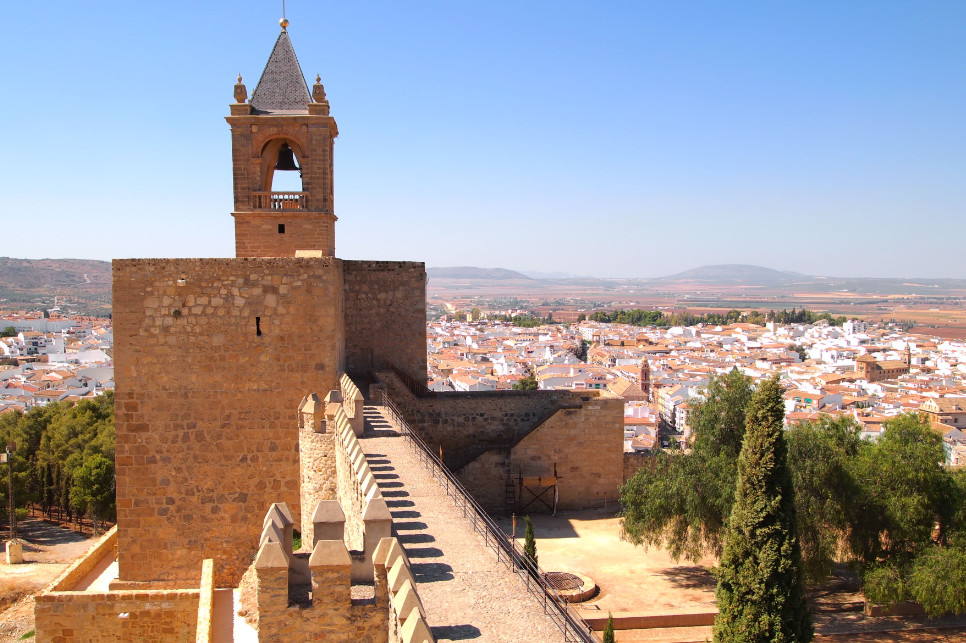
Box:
[505,507,718,616]
[0,518,98,642]
[505,508,966,642]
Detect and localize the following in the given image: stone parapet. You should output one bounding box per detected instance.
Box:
[34,527,209,643]
[238,506,433,641]
[340,373,365,436]
[333,405,392,581]
[299,392,338,546]
[195,558,215,643]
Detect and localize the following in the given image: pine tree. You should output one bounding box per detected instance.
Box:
[523,515,538,570]
[713,375,812,643]
[603,613,616,643]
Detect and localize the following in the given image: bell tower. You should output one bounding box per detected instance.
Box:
[227,20,339,258]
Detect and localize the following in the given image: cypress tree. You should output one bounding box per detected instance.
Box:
[603,613,616,643]
[713,375,812,643]
[523,515,538,569]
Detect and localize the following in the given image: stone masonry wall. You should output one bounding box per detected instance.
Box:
[299,406,337,547]
[456,449,509,513]
[35,530,202,643]
[234,214,335,258]
[343,261,426,382]
[509,398,624,510]
[35,591,199,643]
[383,374,588,470]
[113,257,345,586]
[623,451,656,483]
[458,399,625,514]
[334,409,379,553]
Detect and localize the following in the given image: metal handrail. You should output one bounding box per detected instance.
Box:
[381,392,601,643]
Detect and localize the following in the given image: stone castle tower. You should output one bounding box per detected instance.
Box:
[228,26,339,258]
[111,23,427,587]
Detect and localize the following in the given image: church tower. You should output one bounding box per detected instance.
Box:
[227,20,339,258]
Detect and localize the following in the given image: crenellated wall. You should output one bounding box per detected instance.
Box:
[299,392,338,546]
[332,406,392,579]
[340,373,365,436]
[238,504,434,642]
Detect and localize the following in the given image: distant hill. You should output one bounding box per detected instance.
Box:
[660,264,806,284]
[520,270,594,280]
[0,257,112,315]
[427,267,535,281]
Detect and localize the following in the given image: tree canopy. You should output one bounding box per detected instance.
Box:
[0,392,115,531]
[621,376,966,615]
[621,368,753,560]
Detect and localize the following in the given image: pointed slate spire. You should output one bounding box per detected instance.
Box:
[250,29,312,112]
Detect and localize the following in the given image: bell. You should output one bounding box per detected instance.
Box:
[274,143,300,172]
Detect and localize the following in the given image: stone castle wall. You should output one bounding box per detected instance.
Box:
[343,261,426,382]
[34,527,208,643]
[622,451,656,483]
[113,257,345,586]
[458,399,625,513]
[382,374,588,470]
[509,399,624,509]
[299,396,338,547]
[382,372,624,513]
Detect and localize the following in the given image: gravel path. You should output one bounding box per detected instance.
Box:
[362,405,573,643]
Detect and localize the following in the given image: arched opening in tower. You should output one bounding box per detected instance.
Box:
[261,138,304,194]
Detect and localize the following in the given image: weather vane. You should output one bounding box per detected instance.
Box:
[280,0,289,29]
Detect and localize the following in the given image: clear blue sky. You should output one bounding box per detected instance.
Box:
[4,1,964,278]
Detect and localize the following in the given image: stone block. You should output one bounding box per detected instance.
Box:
[392,578,426,619]
[400,606,436,643]
[6,540,23,564]
[309,539,351,608]
[312,500,346,546]
[387,557,415,595]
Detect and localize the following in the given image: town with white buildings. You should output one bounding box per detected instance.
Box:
[3,305,964,467]
[0,311,114,413]
[427,316,966,466]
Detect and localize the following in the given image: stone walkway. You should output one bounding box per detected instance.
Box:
[361,405,573,643]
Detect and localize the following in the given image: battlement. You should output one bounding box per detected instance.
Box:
[239,503,434,642]
[340,373,366,436]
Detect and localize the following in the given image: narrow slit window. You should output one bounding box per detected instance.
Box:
[278,223,286,234]
[255,316,262,337]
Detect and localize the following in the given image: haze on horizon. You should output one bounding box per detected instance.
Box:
[3,1,964,279]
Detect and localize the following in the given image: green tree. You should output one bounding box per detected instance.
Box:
[851,413,953,563]
[621,368,753,560]
[0,326,17,337]
[70,453,115,534]
[785,416,864,583]
[603,613,615,643]
[523,515,538,569]
[512,376,538,391]
[713,375,812,642]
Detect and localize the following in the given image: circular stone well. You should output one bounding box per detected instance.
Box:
[543,571,598,603]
